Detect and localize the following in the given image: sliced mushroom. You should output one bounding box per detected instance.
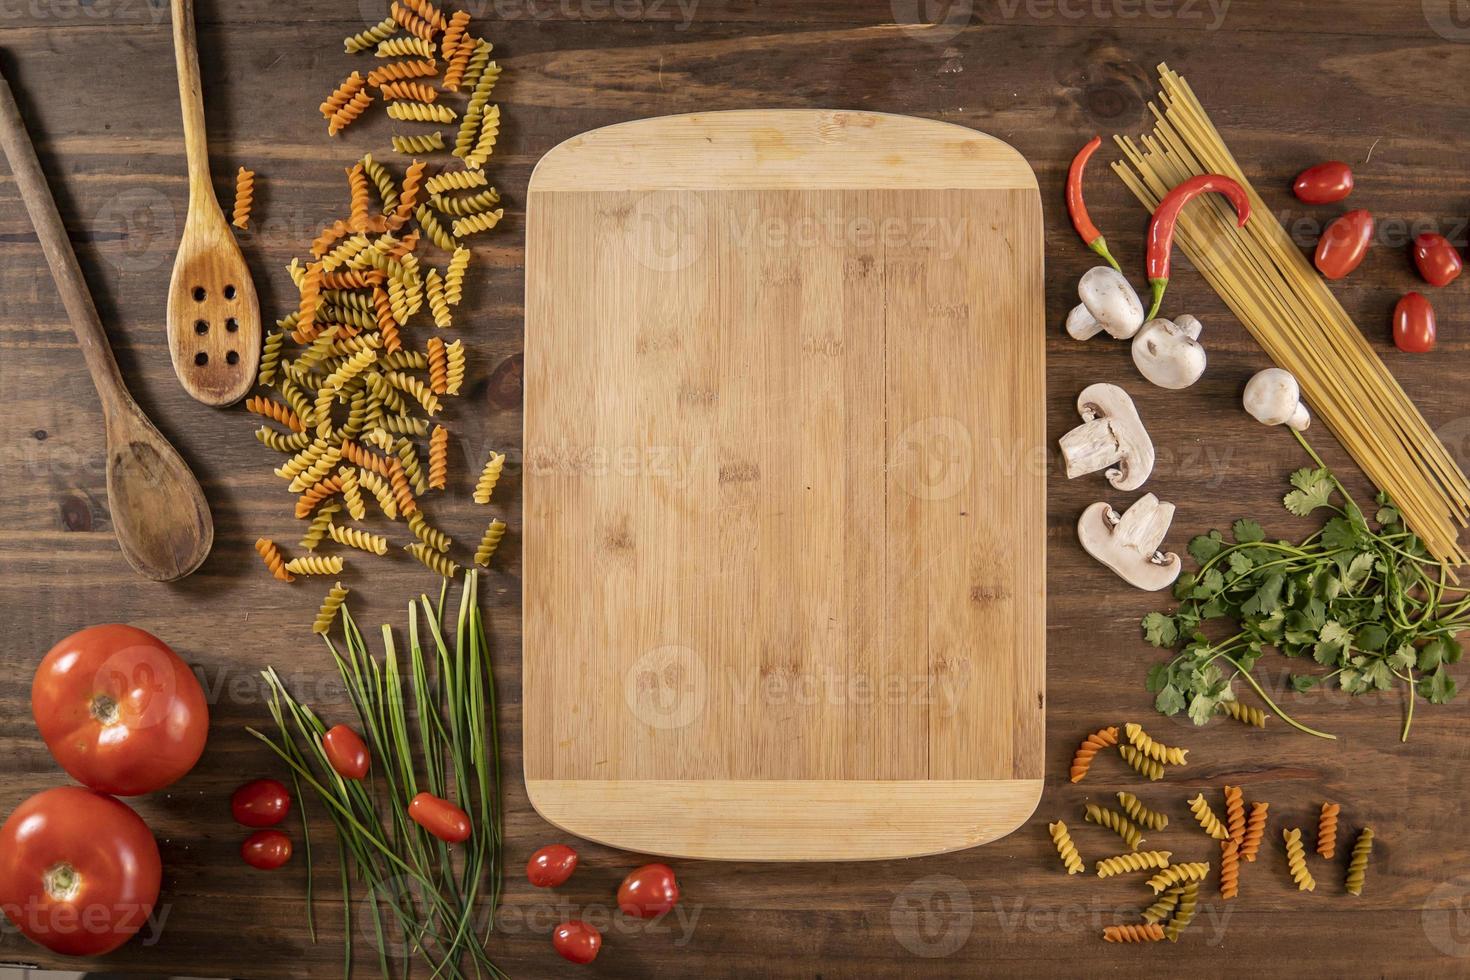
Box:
[1058,383,1156,491]
[1077,494,1182,591]
[1132,316,1207,390]
[1077,266,1145,340]
[1244,368,1310,431]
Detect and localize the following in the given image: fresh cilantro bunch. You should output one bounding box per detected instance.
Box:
[1142,451,1468,742]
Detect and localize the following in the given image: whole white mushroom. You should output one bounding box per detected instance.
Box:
[1243,368,1311,431]
[1132,315,1207,390]
[1069,266,1146,341]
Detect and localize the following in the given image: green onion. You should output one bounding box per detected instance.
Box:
[249,571,504,979]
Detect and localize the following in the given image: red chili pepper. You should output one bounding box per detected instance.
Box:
[1066,136,1122,273]
[408,792,472,844]
[1145,174,1251,319]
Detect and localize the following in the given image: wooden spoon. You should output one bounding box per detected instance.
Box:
[0,68,214,582]
[166,0,261,406]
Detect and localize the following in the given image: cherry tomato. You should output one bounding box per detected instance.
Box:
[1412,232,1463,288]
[231,779,291,828]
[408,792,471,844]
[241,830,293,870]
[1293,161,1354,205]
[322,724,371,780]
[0,787,162,956]
[1314,209,1374,280]
[32,624,210,796]
[1393,292,1437,353]
[527,844,579,888]
[552,921,602,964]
[617,863,680,918]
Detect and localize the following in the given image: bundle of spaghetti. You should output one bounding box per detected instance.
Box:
[1113,64,1470,568]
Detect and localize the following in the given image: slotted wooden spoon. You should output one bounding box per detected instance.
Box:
[166,0,260,405]
[0,68,214,582]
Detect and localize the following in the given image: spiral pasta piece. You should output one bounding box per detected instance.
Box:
[389,1,436,41]
[299,502,342,552]
[427,169,487,195]
[311,583,350,635]
[463,105,500,169]
[328,89,374,137]
[474,519,506,567]
[395,440,428,495]
[284,554,344,576]
[425,336,448,395]
[379,81,437,106]
[1223,784,1245,843]
[387,101,458,124]
[255,538,294,582]
[1118,744,1164,781]
[428,425,448,490]
[256,426,312,454]
[1047,821,1084,875]
[1345,827,1374,896]
[322,348,379,394]
[388,457,418,516]
[232,167,255,229]
[246,395,304,433]
[432,189,501,217]
[451,208,504,238]
[320,71,366,119]
[1219,839,1240,900]
[341,438,393,478]
[367,59,438,87]
[1068,725,1117,784]
[444,339,464,395]
[1116,792,1168,832]
[376,36,436,59]
[312,220,351,258]
[400,512,446,553]
[295,475,344,519]
[380,414,429,437]
[400,0,447,30]
[473,451,505,504]
[462,40,495,91]
[288,444,343,494]
[325,523,386,556]
[1102,923,1163,944]
[1141,885,1183,924]
[392,132,445,155]
[1240,801,1269,862]
[1187,793,1229,841]
[344,17,397,53]
[1124,722,1189,766]
[415,204,458,250]
[385,370,441,415]
[391,160,427,227]
[442,246,470,306]
[337,466,367,520]
[1096,850,1171,880]
[1164,881,1199,942]
[407,541,459,577]
[1084,804,1143,851]
[1283,827,1315,892]
[1220,699,1267,727]
[442,35,476,92]
[1144,862,1209,896]
[1316,802,1340,859]
[379,350,428,371]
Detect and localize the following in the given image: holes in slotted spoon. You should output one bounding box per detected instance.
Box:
[194,352,208,366]
[223,284,237,300]
[226,351,239,365]
[225,317,239,332]
[192,286,206,302]
[194,319,209,335]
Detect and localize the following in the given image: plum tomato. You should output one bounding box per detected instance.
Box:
[1412,233,1463,288]
[1393,292,1437,354]
[1314,209,1374,280]
[408,792,472,844]
[241,830,293,870]
[1293,161,1354,205]
[527,844,579,888]
[322,724,371,780]
[552,921,602,964]
[617,863,680,919]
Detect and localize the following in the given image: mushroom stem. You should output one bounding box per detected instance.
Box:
[1059,418,1122,480]
[1286,404,1311,431]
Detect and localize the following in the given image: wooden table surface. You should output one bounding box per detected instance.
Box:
[3,0,1470,976]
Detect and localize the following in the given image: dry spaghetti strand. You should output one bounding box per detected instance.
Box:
[1112,64,1470,570]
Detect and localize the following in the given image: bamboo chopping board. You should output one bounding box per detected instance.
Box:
[523,110,1045,861]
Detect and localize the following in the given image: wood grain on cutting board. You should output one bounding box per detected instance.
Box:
[523,110,1044,860]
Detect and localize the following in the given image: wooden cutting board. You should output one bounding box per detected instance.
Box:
[523,110,1045,861]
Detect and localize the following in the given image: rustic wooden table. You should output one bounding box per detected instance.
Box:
[3,0,1470,976]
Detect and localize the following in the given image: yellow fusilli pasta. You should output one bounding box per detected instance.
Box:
[444,246,469,305]
[444,339,464,395]
[1116,792,1168,831]
[451,208,503,238]
[1145,862,1209,896]
[1188,793,1229,841]
[407,541,459,577]
[344,17,397,53]
[1220,699,1267,727]
[1124,722,1189,766]
[312,582,350,635]
[299,501,342,552]
[1118,744,1164,782]
[474,519,506,567]
[1096,850,1172,879]
[1345,827,1374,897]
[428,424,448,490]
[1164,881,1199,942]
[284,554,345,576]
[1283,827,1315,891]
[328,523,388,555]
[392,132,446,155]
[426,269,451,328]
[376,36,436,59]
[1141,885,1183,924]
[387,101,458,124]
[473,451,505,504]
[426,169,487,194]
[1048,821,1084,875]
[1084,803,1143,851]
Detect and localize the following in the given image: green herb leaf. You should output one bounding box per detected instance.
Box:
[1420,666,1458,705]
[1232,519,1266,544]
[1188,531,1225,565]
[1156,684,1186,716]
[1142,613,1178,649]
[1241,573,1285,617]
[1283,467,1334,516]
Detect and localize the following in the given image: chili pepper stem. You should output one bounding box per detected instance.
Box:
[1146,278,1167,321]
[1089,236,1123,273]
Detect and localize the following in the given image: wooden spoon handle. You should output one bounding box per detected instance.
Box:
[0,67,128,417]
[171,0,213,197]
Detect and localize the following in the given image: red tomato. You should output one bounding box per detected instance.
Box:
[0,787,161,956]
[527,844,579,888]
[231,779,291,828]
[408,792,471,844]
[552,921,602,965]
[1314,209,1374,280]
[617,863,680,918]
[1412,233,1463,287]
[32,625,209,796]
[241,830,293,870]
[322,724,371,780]
[1293,161,1354,205]
[1393,292,1437,353]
